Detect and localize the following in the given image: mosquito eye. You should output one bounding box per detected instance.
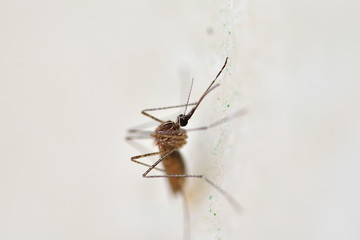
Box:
[178,114,188,127]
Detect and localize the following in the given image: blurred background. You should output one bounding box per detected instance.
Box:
[1,0,359,239]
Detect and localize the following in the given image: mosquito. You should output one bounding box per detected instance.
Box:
[126,57,244,239]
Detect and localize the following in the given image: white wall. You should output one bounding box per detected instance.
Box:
[0,0,359,240]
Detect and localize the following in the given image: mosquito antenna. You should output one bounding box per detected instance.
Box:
[186,108,248,132]
[183,78,194,116]
[178,57,228,127]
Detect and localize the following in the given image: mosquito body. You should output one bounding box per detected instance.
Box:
[153,121,187,193]
[127,57,243,239]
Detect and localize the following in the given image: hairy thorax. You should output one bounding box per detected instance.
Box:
[152,121,187,152]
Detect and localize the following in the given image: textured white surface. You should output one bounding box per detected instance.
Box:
[1,0,360,240]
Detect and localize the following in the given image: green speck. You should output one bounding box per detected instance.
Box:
[214,213,217,216]
[227,104,230,107]
[228,31,231,35]
[209,195,213,200]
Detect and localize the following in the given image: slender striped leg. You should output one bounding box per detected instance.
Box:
[130,151,166,172]
[180,188,191,240]
[140,102,197,123]
[186,108,248,132]
[142,152,242,212]
[127,135,188,171]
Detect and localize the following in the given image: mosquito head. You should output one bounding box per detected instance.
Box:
[178,57,228,127]
[177,114,188,127]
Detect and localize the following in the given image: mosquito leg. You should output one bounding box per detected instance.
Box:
[128,114,181,134]
[141,150,240,211]
[180,188,191,240]
[141,102,197,123]
[126,128,153,141]
[125,134,153,140]
[131,151,166,172]
[127,135,184,171]
[127,131,188,143]
[126,135,165,171]
[142,150,176,177]
[144,172,241,212]
[126,131,187,141]
[141,110,164,123]
[186,108,248,132]
[127,121,160,134]
[127,129,153,135]
[126,135,154,157]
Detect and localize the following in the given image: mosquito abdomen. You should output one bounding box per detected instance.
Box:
[162,150,186,193]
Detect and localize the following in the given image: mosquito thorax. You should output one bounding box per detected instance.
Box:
[177,114,188,127]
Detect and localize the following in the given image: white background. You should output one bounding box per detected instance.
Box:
[1,0,359,240]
